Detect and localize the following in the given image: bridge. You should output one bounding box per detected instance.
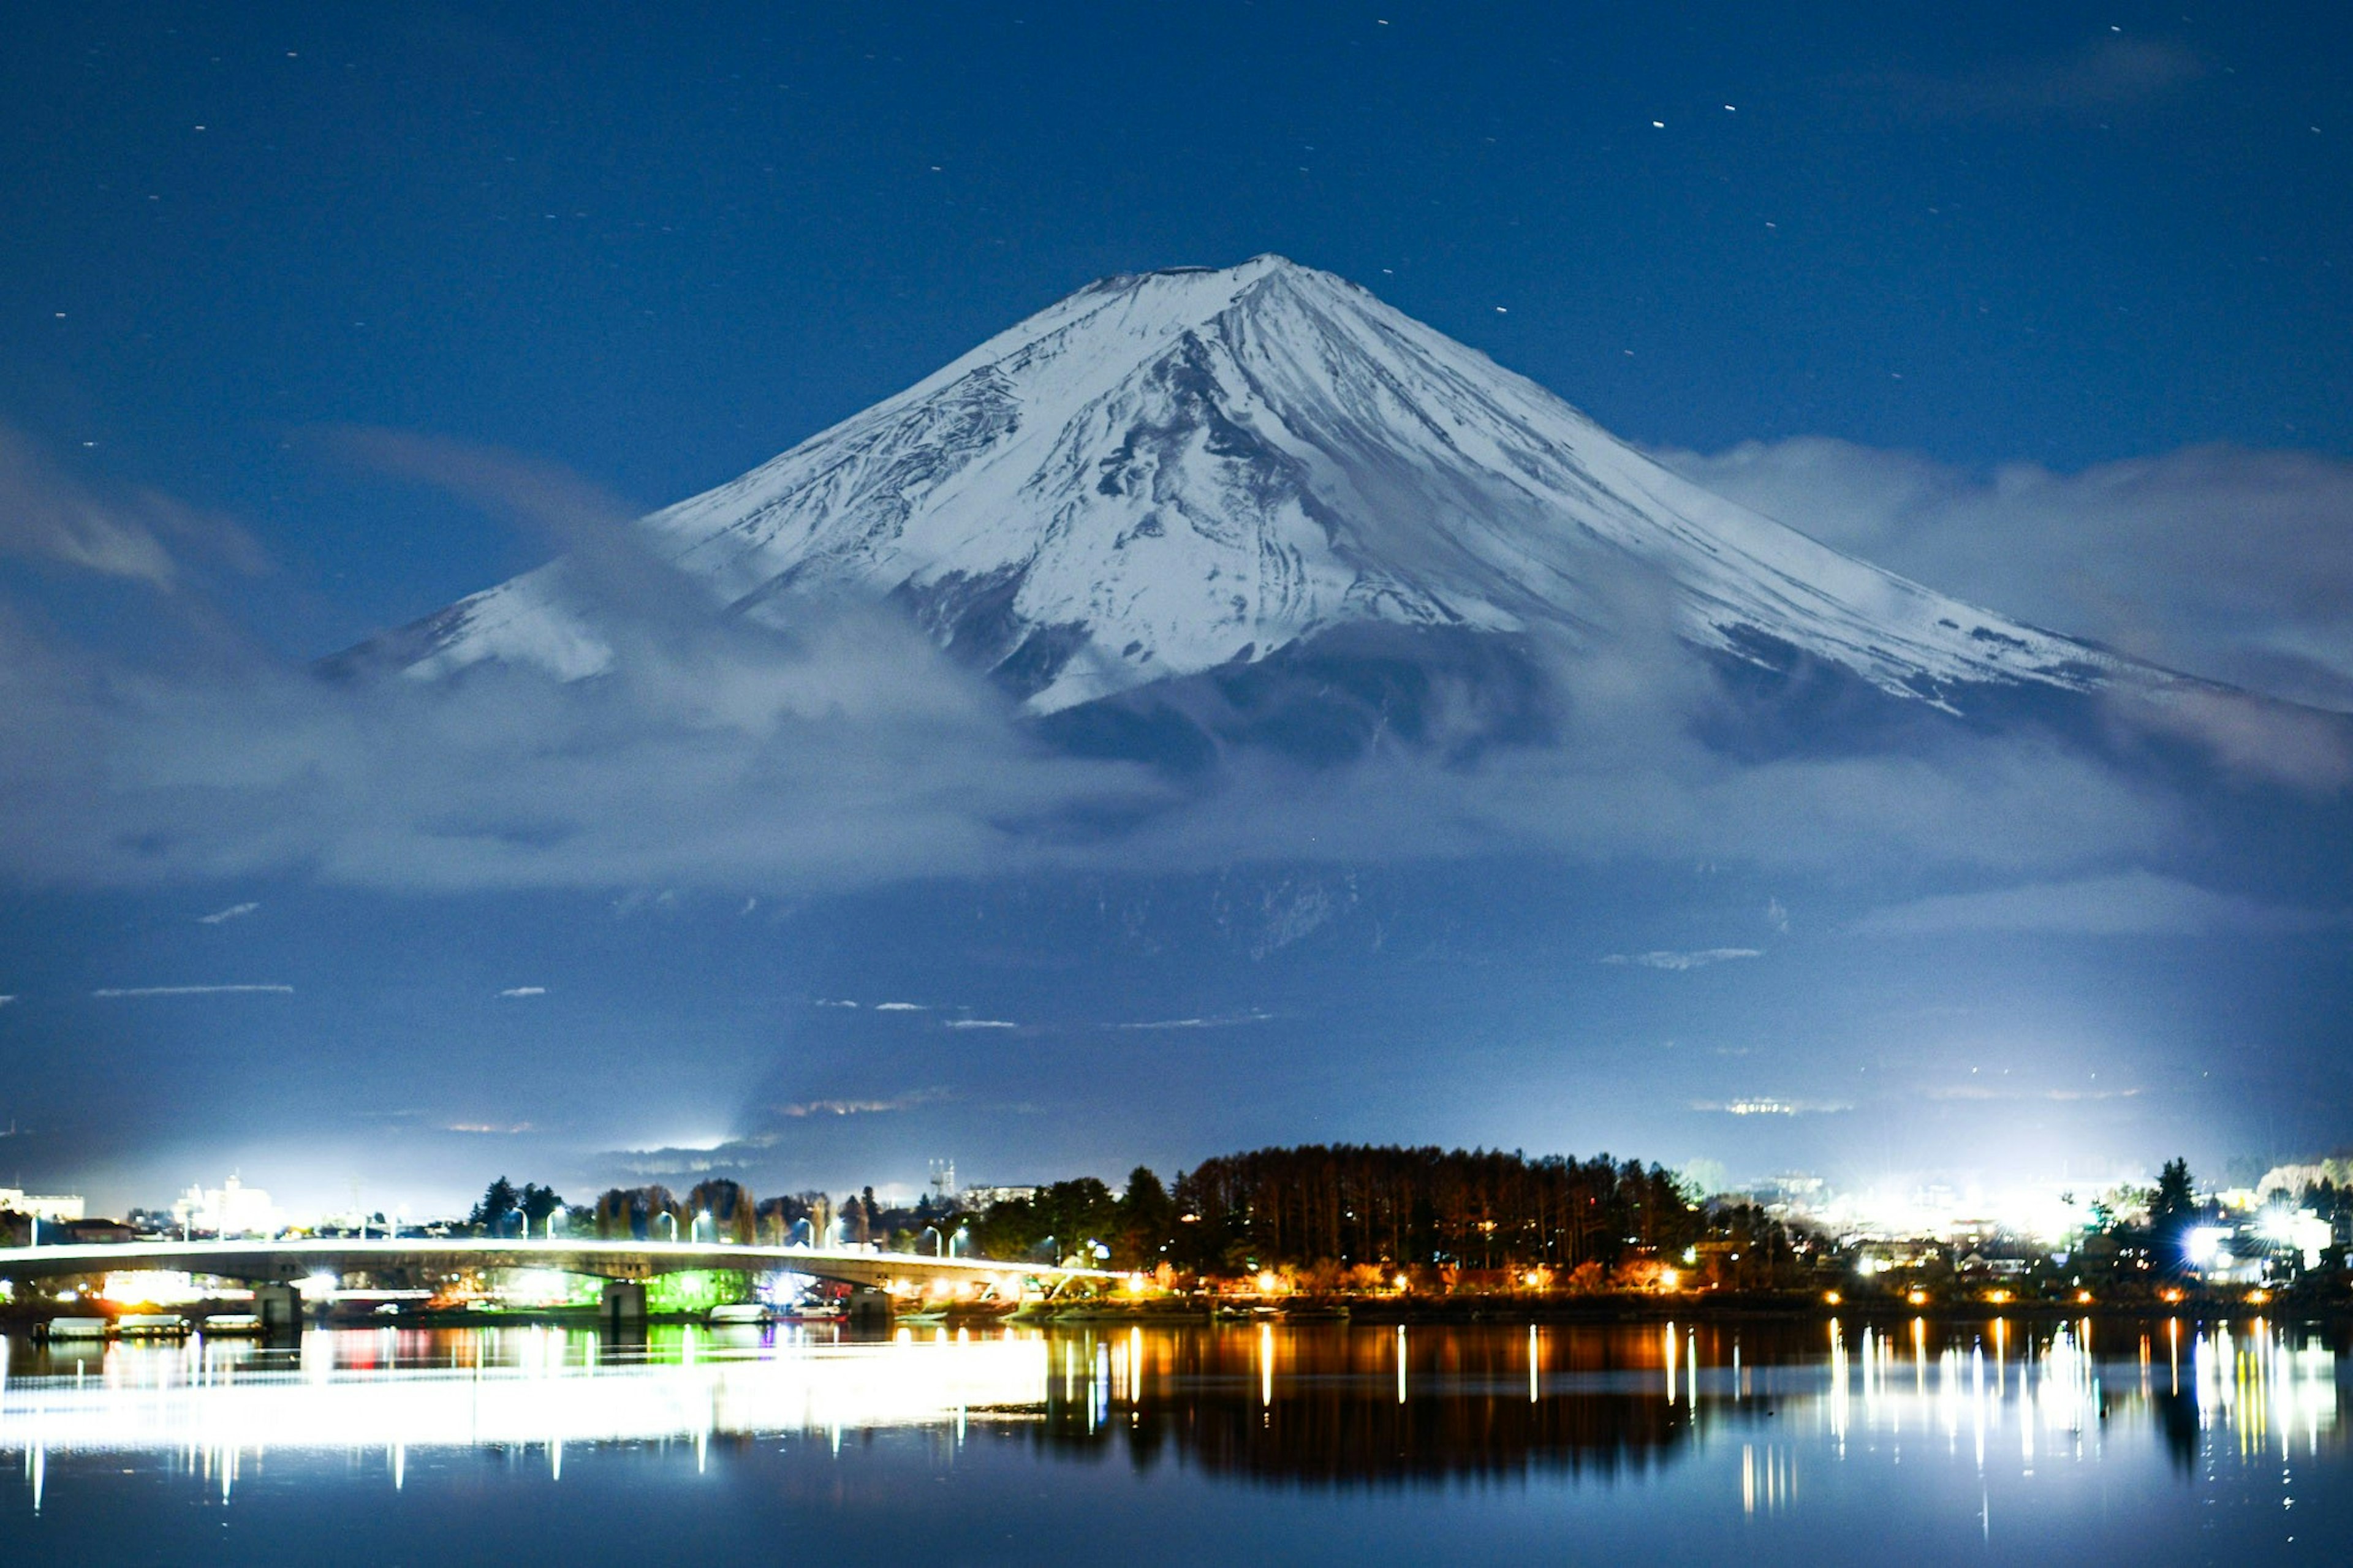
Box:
[0,1237,1117,1331]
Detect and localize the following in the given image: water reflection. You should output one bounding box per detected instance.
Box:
[0,1324,1048,1505]
[0,1316,2342,1512]
[1023,1321,1692,1485]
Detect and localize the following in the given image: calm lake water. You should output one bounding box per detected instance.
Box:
[0,1316,2343,1566]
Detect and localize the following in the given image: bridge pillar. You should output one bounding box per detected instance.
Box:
[847,1286,893,1331]
[601,1280,648,1328]
[252,1281,303,1336]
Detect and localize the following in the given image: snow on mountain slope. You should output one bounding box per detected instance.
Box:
[388,256,2132,713]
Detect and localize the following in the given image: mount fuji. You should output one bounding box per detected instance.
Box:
[363,256,2163,727]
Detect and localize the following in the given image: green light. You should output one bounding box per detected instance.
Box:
[645,1271,750,1313]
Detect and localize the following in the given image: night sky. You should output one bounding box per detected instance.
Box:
[2,2,2349,1214]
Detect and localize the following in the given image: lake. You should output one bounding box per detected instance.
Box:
[0,1315,2342,1565]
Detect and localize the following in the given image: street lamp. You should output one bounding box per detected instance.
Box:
[657,1213,678,1243]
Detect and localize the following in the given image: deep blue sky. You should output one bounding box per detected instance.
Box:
[4,1,2347,653]
[2,2,2349,1213]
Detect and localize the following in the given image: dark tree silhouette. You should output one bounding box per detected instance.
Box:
[468,1176,520,1235]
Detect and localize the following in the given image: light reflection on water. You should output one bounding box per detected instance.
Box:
[1,1324,1049,1502]
[0,1316,2345,1561]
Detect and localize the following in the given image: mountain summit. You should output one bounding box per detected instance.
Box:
[382,256,2130,713]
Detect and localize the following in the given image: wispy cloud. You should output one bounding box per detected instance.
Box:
[774,1088,947,1118]
[1867,37,2207,123]
[195,901,259,925]
[813,999,859,1008]
[1115,1010,1276,1030]
[1602,949,1764,971]
[0,994,15,1007]
[1654,436,2353,722]
[944,1018,1018,1029]
[496,985,547,998]
[445,1121,535,1134]
[1691,1098,1852,1116]
[873,1002,927,1012]
[0,425,2307,909]
[91,983,294,998]
[0,422,266,587]
[1927,1084,2143,1104]
[1853,871,2332,938]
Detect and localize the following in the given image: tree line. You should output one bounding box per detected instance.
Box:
[964,1146,1803,1285]
[464,1144,1816,1287]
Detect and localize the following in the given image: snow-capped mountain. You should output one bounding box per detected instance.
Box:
[379,256,2134,713]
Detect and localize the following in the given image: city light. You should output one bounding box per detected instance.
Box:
[98,1271,211,1308]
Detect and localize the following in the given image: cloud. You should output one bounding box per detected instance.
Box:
[0,423,265,587]
[813,999,859,1009]
[496,985,546,998]
[873,1002,927,1012]
[196,901,260,925]
[2115,686,2353,793]
[1602,949,1764,971]
[1926,1083,2142,1104]
[1691,1098,1852,1116]
[91,983,294,998]
[1870,36,2206,122]
[0,425,2299,907]
[445,1121,534,1134]
[944,1018,1019,1029]
[1116,1011,1276,1030]
[1654,437,2353,716]
[775,1089,945,1118]
[0,994,14,1006]
[1852,871,2330,937]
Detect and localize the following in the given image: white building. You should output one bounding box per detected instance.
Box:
[171,1175,282,1237]
[959,1184,1038,1209]
[0,1187,85,1223]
